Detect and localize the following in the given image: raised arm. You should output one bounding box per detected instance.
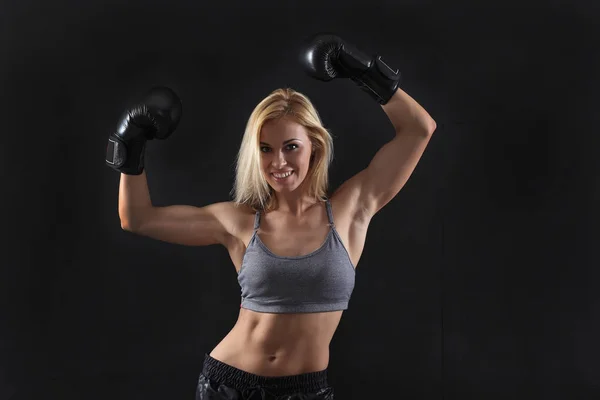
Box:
[119,171,236,247]
[301,33,436,218]
[106,86,236,248]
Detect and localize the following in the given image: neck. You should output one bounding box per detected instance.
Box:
[273,192,319,216]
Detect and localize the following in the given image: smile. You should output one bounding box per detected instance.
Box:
[272,171,294,180]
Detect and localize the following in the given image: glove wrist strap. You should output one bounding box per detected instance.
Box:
[105,135,146,175]
[352,56,401,105]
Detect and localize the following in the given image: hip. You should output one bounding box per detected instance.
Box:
[209,330,330,377]
[196,353,334,399]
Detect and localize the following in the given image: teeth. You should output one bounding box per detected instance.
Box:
[273,171,293,178]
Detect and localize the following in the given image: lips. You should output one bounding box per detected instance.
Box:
[271,170,294,180]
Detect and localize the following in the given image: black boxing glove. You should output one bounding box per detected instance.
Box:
[105,86,182,175]
[299,33,401,104]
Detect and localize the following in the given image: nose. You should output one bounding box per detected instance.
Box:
[271,149,288,169]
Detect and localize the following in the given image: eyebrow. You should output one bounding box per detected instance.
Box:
[259,139,300,146]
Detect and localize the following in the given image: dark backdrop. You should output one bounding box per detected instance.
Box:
[2,0,598,399]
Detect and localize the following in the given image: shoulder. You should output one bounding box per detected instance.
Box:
[216,201,257,242]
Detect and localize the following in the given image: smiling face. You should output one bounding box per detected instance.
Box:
[259,116,314,193]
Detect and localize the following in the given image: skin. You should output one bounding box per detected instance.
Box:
[260,116,317,215]
[208,116,355,376]
[123,89,436,378]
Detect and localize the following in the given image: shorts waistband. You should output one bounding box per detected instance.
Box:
[201,353,329,395]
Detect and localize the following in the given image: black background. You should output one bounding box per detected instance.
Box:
[2,0,598,399]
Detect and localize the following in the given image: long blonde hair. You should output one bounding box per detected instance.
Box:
[230,88,334,212]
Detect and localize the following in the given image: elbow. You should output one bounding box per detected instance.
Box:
[425,118,437,136]
[120,220,134,232]
[403,118,436,137]
[119,207,153,233]
[119,216,139,232]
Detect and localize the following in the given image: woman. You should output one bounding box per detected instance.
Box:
[107,34,436,399]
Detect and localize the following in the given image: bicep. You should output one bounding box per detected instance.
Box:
[332,130,433,219]
[130,202,235,247]
[360,131,433,215]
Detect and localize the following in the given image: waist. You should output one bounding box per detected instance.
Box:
[210,308,342,376]
[201,353,331,396]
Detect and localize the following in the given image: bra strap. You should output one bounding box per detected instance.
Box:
[325,199,335,227]
[253,211,261,231]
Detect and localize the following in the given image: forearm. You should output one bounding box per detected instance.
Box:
[118,171,153,229]
[381,88,436,135]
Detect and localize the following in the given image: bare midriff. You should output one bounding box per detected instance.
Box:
[209,308,344,377]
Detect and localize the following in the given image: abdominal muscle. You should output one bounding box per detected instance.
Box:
[209,307,344,377]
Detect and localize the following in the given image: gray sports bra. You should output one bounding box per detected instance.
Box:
[237,199,356,313]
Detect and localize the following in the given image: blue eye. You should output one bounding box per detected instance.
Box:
[260,144,298,152]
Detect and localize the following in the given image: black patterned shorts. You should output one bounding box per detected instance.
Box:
[196,353,334,400]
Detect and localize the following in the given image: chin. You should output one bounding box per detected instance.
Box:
[268,180,303,193]
[270,183,298,192]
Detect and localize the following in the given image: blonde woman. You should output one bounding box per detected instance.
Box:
[107,33,436,400]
